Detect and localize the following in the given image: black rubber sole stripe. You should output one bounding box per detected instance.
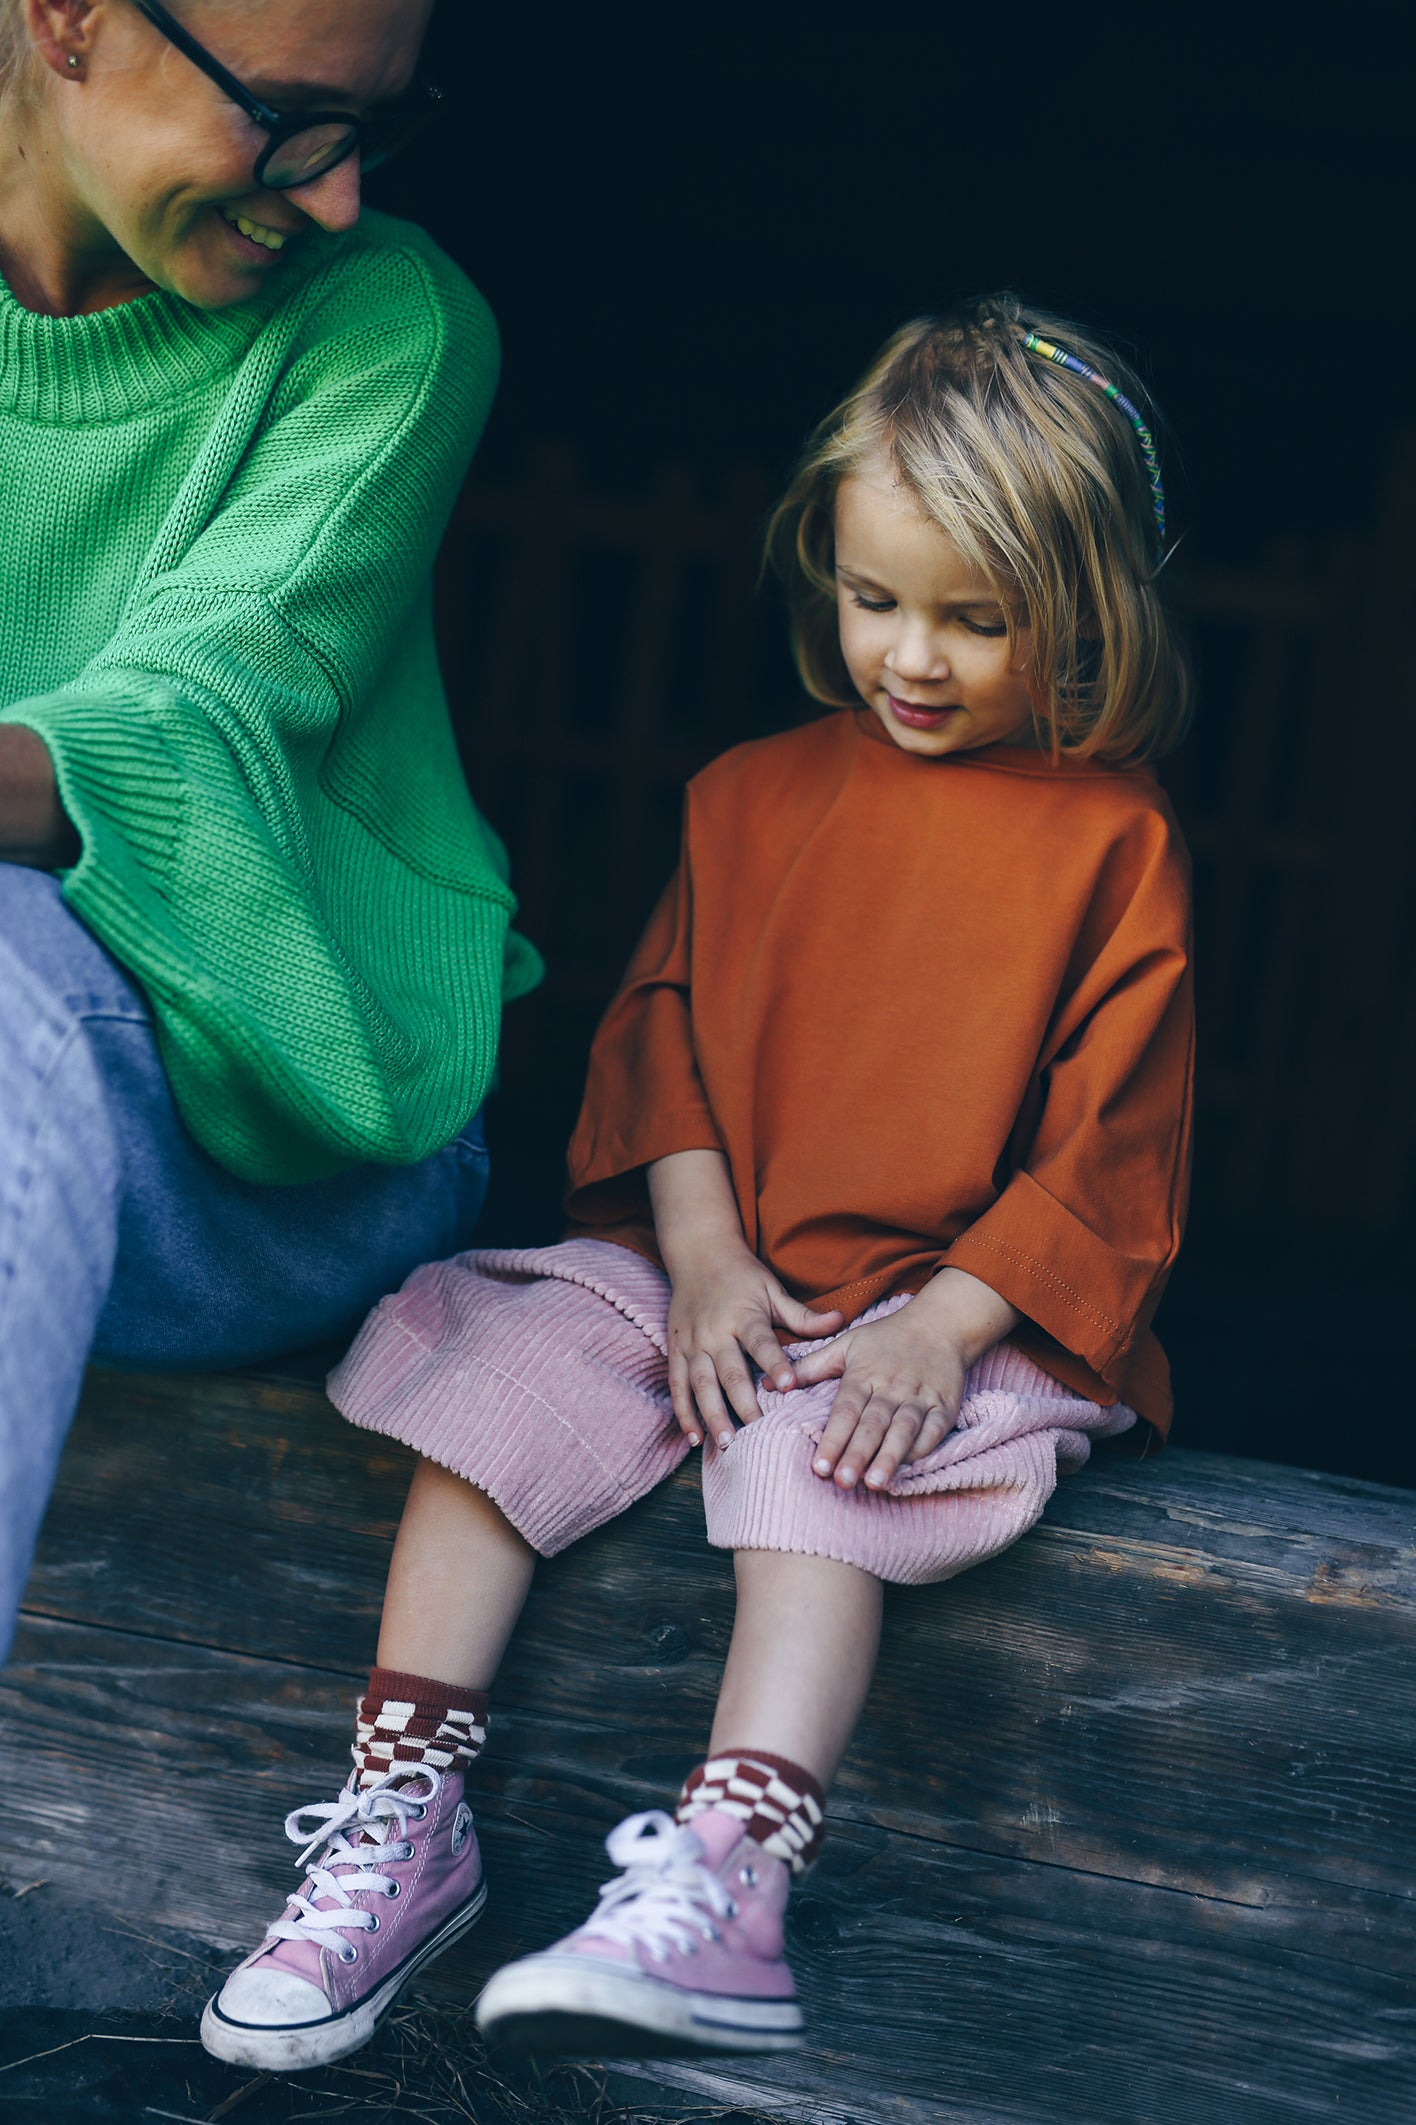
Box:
[208,1880,488,2037]
[482,2007,804,2061]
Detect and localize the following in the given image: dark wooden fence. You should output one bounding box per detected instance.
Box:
[437,430,1416,1234]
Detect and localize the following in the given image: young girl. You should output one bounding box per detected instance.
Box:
[203,294,1193,2072]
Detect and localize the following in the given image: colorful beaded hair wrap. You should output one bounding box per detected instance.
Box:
[1022,331,1167,555]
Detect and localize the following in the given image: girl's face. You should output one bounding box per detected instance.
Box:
[834,457,1036,759]
[18,0,432,310]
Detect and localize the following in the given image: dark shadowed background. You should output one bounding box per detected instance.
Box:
[367,4,1416,1488]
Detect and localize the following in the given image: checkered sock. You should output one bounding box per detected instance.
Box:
[675,1750,826,1875]
[353,1667,488,1790]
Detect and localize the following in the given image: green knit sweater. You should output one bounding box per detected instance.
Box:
[0,210,540,1183]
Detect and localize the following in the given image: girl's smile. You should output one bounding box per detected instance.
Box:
[834,456,1036,758]
[885,695,962,732]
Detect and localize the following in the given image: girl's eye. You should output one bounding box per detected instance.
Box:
[851,593,896,613]
[962,618,1008,638]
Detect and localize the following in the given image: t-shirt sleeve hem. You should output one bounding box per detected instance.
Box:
[941,1171,1168,1382]
[568,1106,726,1198]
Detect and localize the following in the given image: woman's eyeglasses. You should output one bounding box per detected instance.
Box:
[130,0,442,192]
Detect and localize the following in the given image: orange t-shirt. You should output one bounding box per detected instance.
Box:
[565,710,1194,1439]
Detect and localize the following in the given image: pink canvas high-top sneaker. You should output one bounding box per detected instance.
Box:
[202,1762,486,2071]
[475,1808,803,2057]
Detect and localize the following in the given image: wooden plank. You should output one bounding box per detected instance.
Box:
[13,1365,1416,2118]
[2,1613,1411,2125]
[23,1369,1416,1919]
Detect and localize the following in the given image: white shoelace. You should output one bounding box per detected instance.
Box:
[263,1765,443,1964]
[579,1811,736,1964]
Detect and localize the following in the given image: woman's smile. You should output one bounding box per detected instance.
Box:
[218,206,297,260]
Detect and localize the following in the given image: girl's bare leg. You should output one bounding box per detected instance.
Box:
[375,1457,537,1691]
[710,1549,883,1786]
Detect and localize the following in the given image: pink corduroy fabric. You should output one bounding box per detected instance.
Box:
[328,1240,1136,1587]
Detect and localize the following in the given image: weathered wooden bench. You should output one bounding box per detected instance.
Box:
[3,1361,1414,2124]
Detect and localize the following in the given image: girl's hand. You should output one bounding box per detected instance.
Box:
[666,1245,845,1449]
[793,1267,1021,1491]
[648,1148,845,1449]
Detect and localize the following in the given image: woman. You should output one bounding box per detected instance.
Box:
[0,0,538,1654]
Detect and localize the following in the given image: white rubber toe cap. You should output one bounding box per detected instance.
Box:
[215,1963,332,2029]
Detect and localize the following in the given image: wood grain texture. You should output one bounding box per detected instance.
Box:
[3,1613,1411,2125]
[6,1363,1416,2123]
[31,1370,1416,1905]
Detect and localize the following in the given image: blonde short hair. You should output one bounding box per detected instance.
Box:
[0,0,28,106]
[0,0,57,108]
[765,294,1191,762]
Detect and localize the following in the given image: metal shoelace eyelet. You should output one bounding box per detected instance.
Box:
[724,1901,738,1919]
[738,1865,758,1888]
[366,1913,380,1933]
[384,1880,401,1898]
[340,1945,358,1964]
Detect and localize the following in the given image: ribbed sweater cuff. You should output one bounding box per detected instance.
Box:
[2,692,186,879]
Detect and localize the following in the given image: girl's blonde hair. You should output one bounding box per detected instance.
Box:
[766,293,1191,762]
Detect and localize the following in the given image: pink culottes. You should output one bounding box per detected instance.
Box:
[328,1240,1135,1588]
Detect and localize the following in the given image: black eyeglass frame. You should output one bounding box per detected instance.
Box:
[129,0,442,191]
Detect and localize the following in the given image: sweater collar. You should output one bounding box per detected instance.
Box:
[0,266,279,424]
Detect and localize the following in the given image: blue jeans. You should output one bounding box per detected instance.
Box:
[0,865,490,1661]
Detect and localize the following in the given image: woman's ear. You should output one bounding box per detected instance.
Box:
[24,0,101,81]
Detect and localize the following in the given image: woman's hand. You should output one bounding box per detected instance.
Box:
[792,1267,1021,1491]
[0,727,79,868]
[648,1149,844,1448]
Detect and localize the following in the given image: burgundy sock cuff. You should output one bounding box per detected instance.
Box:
[717,1750,826,1814]
[677,1748,827,1874]
[363,1667,489,1719]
